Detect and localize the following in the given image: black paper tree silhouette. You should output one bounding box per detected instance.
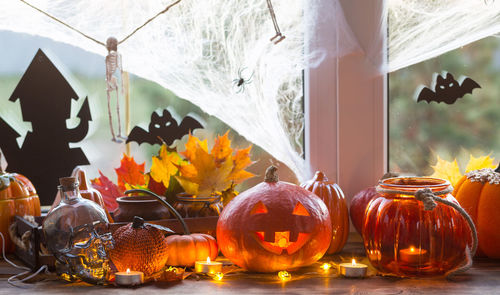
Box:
[0,49,91,205]
[127,109,203,146]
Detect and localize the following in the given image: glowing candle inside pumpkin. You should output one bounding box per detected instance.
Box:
[195,257,222,274]
[115,268,144,286]
[339,259,367,278]
[399,246,428,265]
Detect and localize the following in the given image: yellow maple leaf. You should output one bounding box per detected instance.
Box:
[150,144,184,188]
[465,154,496,173]
[430,156,462,186]
[176,132,254,197]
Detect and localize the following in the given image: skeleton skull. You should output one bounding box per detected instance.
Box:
[51,221,114,285]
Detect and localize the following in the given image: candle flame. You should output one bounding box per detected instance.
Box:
[352,259,356,266]
[126,268,130,274]
[213,272,224,281]
[410,247,415,253]
[321,263,331,270]
[207,257,211,263]
[278,270,291,281]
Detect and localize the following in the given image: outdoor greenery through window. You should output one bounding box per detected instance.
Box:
[389,36,500,175]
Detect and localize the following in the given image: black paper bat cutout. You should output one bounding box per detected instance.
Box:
[416,72,480,104]
[126,109,203,146]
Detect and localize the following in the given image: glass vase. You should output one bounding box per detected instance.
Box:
[362,177,472,277]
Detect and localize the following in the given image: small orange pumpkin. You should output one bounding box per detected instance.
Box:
[50,167,113,221]
[301,171,349,254]
[165,234,218,267]
[0,165,41,253]
[110,216,169,276]
[453,168,500,258]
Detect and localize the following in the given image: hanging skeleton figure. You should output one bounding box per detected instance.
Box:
[105,37,126,143]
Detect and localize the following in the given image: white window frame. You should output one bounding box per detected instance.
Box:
[305,0,387,202]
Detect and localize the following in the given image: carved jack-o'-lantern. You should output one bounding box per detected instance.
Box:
[217,166,331,272]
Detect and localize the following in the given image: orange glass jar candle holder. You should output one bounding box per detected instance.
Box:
[362,177,474,277]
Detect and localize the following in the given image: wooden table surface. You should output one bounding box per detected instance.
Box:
[1,234,500,295]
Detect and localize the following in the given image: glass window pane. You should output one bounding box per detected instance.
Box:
[389,36,500,175]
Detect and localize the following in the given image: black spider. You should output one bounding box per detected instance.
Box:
[232,67,254,93]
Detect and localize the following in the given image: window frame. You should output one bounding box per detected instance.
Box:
[304,0,387,201]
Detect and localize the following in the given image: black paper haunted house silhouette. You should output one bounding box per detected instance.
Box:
[0,49,91,205]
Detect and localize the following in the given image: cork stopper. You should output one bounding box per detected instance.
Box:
[59,177,79,191]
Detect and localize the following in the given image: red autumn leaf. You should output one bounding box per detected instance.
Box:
[91,170,123,211]
[146,173,168,196]
[115,153,146,191]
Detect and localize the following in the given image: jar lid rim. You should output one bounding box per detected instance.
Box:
[379,177,451,189]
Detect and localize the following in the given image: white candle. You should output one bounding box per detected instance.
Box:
[115,268,144,286]
[339,259,367,278]
[195,257,223,274]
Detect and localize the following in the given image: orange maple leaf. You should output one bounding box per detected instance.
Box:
[180,134,208,162]
[115,153,146,191]
[211,131,232,167]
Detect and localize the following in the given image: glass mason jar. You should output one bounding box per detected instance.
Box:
[174,193,223,218]
[362,177,472,277]
[42,177,113,284]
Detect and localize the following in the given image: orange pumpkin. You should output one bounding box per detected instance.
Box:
[0,170,41,253]
[301,171,349,254]
[165,233,218,267]
[453,168,500,258]
[124,188,220,268]
[110,216,169,276]
[50,167,113,222]
[217,166,331,272]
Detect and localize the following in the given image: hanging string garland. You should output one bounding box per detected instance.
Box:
[18,0,286,142]
[18,0,185,142]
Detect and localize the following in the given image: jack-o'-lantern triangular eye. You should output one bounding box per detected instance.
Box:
[251,201,268,215]
[292,202,310,216]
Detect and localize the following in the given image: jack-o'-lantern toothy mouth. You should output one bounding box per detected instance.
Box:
[254,231,310,255]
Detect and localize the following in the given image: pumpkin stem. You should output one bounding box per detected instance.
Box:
[132,216,145,229]
[314,171,327,181]
[264,166,279,183]
[495,163,500,173]
[125,188,191,235]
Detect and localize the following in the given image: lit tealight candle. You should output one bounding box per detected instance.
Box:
[399,246,428,264]
[115,268,144,286]
[339,259,367,278]
[195,257,223,274]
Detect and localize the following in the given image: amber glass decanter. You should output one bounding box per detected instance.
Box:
[362,177,472,277]
[43,177,113,284]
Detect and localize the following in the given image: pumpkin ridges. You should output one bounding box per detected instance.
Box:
[454,178,483,223]
[476,183,500,258]
[454,176,487,256]
[301,172,348,254]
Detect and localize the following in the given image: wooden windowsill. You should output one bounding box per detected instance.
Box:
[1,233,499,294]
